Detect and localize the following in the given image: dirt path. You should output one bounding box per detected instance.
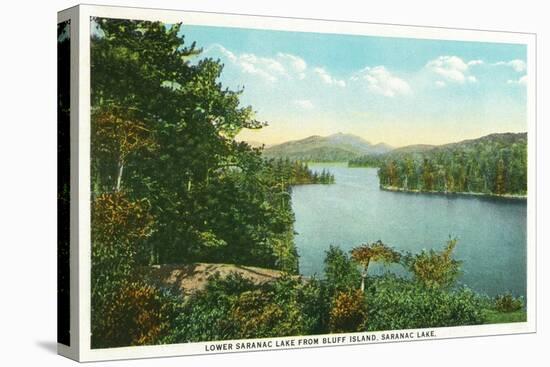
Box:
[146,263,297,297]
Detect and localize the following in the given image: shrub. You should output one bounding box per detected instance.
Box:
[162,273,256,343]
[494,293,524,313]
[365,275,485,331]
[229,289,304,338]
[296,277,327,334]
[91,280,178,348]
[164,273,322,343]
[91,192,158,348]
[403,238,461,288]
[329,289,368,333]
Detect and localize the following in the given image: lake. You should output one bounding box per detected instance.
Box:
[291,164,527,297]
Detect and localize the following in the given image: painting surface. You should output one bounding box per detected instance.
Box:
[89,17,527,348]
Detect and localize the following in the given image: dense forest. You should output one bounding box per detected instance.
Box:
[349,133,527,196]
[268,158,335,185]
[89,18,337,348]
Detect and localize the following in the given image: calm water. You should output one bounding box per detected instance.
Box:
[291,164,527,297]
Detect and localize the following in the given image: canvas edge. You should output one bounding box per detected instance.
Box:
[57,5,80,362]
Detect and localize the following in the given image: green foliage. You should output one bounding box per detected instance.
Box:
[348,155,383,167]
[160,245,494,343]
[295,277,327,334]
[329,290,368,333]
[351,240,401,274]
[365,275,485,331]
[90,18,335,275]
[493,293,524,313]
[162,273,255,343]
[228,291,302,338]
[267,158,335,185]
[483,309,526,324]
[350,133,527,196]
[324,246,361,294]
[91,281,179,348]
[164,273,322,343]
[88,18,338,347]
[403,238,461,289]
[90,192,158,348]
[91,192,155,289]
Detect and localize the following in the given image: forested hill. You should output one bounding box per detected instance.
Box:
[263,133,392,162]
[433,132,526,154]
[349,132,527,196]
[382,132,526,158]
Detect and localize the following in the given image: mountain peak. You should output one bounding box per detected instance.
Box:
[325,132,372,147]
[263,132,392,161]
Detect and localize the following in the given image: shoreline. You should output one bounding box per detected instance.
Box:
[380,185,527,200]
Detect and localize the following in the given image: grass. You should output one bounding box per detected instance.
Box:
[482,309,527,324]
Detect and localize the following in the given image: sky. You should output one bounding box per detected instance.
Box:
[178,24,527,147]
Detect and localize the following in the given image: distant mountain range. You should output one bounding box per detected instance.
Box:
[262,133,392,162]
[386,132,527,158]
[260,132,526,162]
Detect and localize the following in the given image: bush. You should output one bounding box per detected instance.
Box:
[403,238,461,289]
[91,281,178,348]
[296,277,327,334]
[365,275,485,331]
[91,192,159,348]
[162,273,256,343]
[494,293,524,313]
[329,290,368,333]
[229,289,304,338]
[164,273,323,343]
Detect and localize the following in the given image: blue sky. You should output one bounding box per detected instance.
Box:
[179,24,527,147]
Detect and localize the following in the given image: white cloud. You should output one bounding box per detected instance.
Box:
[277,53,307,73]
[494,59,526,73]
[426,56,478,84]
[313,67,346,87]
[467,59,484,66]
[507,75,528,86]
[435,80,446,88]
[204,44,309,83]
[293,99,314,110]
[509,60,527,72]
[352,66,411,97]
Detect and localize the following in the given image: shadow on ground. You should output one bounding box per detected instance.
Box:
[35,340,57,354]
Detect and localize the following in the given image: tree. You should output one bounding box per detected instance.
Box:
[350,241,401,291]
[422,158,434,191]
[91,106,157,192]
[354,133,526,196]
[324,246,361,293]
[494,158,506,195]
[403,238,461,289]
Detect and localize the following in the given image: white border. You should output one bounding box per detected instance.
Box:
[58,4,537,362]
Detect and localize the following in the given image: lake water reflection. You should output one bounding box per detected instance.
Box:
[291,164,527,297]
